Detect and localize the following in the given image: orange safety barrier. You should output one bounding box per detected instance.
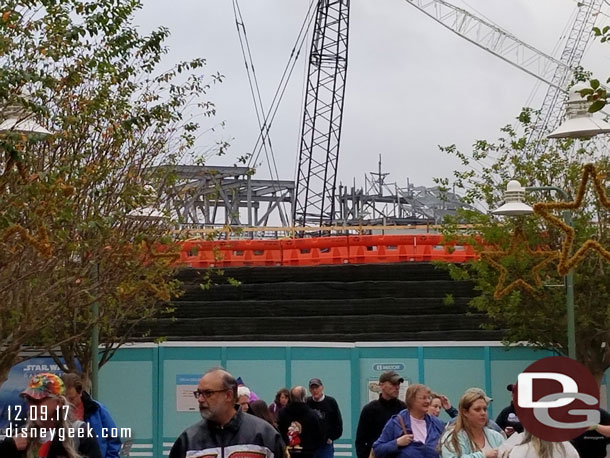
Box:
[281,236,349,266]
[178,234,480,268]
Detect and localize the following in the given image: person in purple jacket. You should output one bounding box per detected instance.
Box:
[373,384,444,458]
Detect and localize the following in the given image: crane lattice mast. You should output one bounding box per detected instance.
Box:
[529,0,603,141]
[293,0,350,227]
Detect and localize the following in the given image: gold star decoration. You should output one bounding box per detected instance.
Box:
[533,163,610,277]
[481,227,558,300]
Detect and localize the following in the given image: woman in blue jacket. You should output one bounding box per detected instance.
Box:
[373,384,445,458]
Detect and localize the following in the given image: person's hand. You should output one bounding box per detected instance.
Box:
[484,450,498,458]
[13,436,28,450]
[396,434,414,447]
[439,394,451,410]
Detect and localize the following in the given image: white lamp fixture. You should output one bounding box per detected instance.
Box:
[492,180,534,216]
[548,83,610,139]
[127,206,166,221]
[0,104,50,135]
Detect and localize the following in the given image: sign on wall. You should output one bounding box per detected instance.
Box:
[176,374,200,412]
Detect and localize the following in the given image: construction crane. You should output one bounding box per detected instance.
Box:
[402,0,603,141]
[293,0,350,227]
[292,0,601,228]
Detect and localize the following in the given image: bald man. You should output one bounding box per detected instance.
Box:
[170,368,284,458]
[277,386,324,458]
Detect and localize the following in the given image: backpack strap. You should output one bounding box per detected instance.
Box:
[396,415,408,435]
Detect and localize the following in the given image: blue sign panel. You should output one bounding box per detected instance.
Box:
[373,363,405,371]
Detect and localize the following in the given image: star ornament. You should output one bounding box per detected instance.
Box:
[533,163,610,277]
[481,228,558,300]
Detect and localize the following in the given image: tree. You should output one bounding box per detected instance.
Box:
[436,109,610,385]
[0,0,221,387]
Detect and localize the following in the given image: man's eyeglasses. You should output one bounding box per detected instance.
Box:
[193,389,228,399]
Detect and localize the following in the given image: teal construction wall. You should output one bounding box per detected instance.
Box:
[97,342,609,458]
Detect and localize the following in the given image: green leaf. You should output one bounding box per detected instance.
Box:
[591,79,600,90]
[588,99,606,113]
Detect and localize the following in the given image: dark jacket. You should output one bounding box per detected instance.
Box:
[571,408,610,458]
[306,395,343,442]
[169,408,285,458]
[0,422,102,458]
[278,402,324,458]
[355,396,406,458]
[494,402,524,434]
[82,391,121,458]
[373,410,444,458]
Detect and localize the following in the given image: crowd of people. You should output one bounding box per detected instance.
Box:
[1,368,609,458]
[0,372,120,458]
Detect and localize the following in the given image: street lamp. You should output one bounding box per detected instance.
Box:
[491,83,610,360]
[0,103,51,135]
[492,182,576,360]
[547,83,610,139]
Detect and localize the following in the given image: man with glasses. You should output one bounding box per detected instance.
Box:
[170,368,284,458]
[355,371,406,458]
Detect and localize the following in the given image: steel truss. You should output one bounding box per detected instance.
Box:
[294,0,350,227]
[159,165,294,228]
[336,158,473,225]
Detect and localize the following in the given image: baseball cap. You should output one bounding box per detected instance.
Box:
[464,387,492,403]
[379,371,404,384]
[20,373,65,400]
[308,378,323,387]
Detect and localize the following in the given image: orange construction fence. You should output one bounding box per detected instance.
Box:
[178,235,478,268]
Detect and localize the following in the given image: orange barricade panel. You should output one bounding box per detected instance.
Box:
[179,234,477,267]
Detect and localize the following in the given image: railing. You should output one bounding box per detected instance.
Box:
[174,224,477,240]
[178,234,477,268]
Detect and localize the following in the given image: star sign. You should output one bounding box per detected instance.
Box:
[481,227,558,300]
[533,163,610,276]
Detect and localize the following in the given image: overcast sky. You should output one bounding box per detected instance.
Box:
[135,0,610,191]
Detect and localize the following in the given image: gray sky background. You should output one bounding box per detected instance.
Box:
[135,0,610,190]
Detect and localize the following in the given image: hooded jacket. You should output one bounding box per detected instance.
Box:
[278,402,324,458]
[169,408,285,458]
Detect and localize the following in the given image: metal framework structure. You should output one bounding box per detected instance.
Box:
[160,165,294,228]
[404,0,570,90]
[294,0,350,227]
[336,157,473,225]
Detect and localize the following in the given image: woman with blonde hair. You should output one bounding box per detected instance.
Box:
[440,388,504,458]
[373,384,444,458]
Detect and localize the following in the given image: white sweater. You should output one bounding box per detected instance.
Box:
[497,433,579,458]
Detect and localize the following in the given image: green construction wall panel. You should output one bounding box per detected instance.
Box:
[99,360,154,440]
[291,358,352,439]
[226,359,286,405]
[162,358,221,439]
[417,347,489,417]
[358,356,419,409]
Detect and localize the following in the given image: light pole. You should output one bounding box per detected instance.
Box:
[492,182,575,359]
[491,83,610,360]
